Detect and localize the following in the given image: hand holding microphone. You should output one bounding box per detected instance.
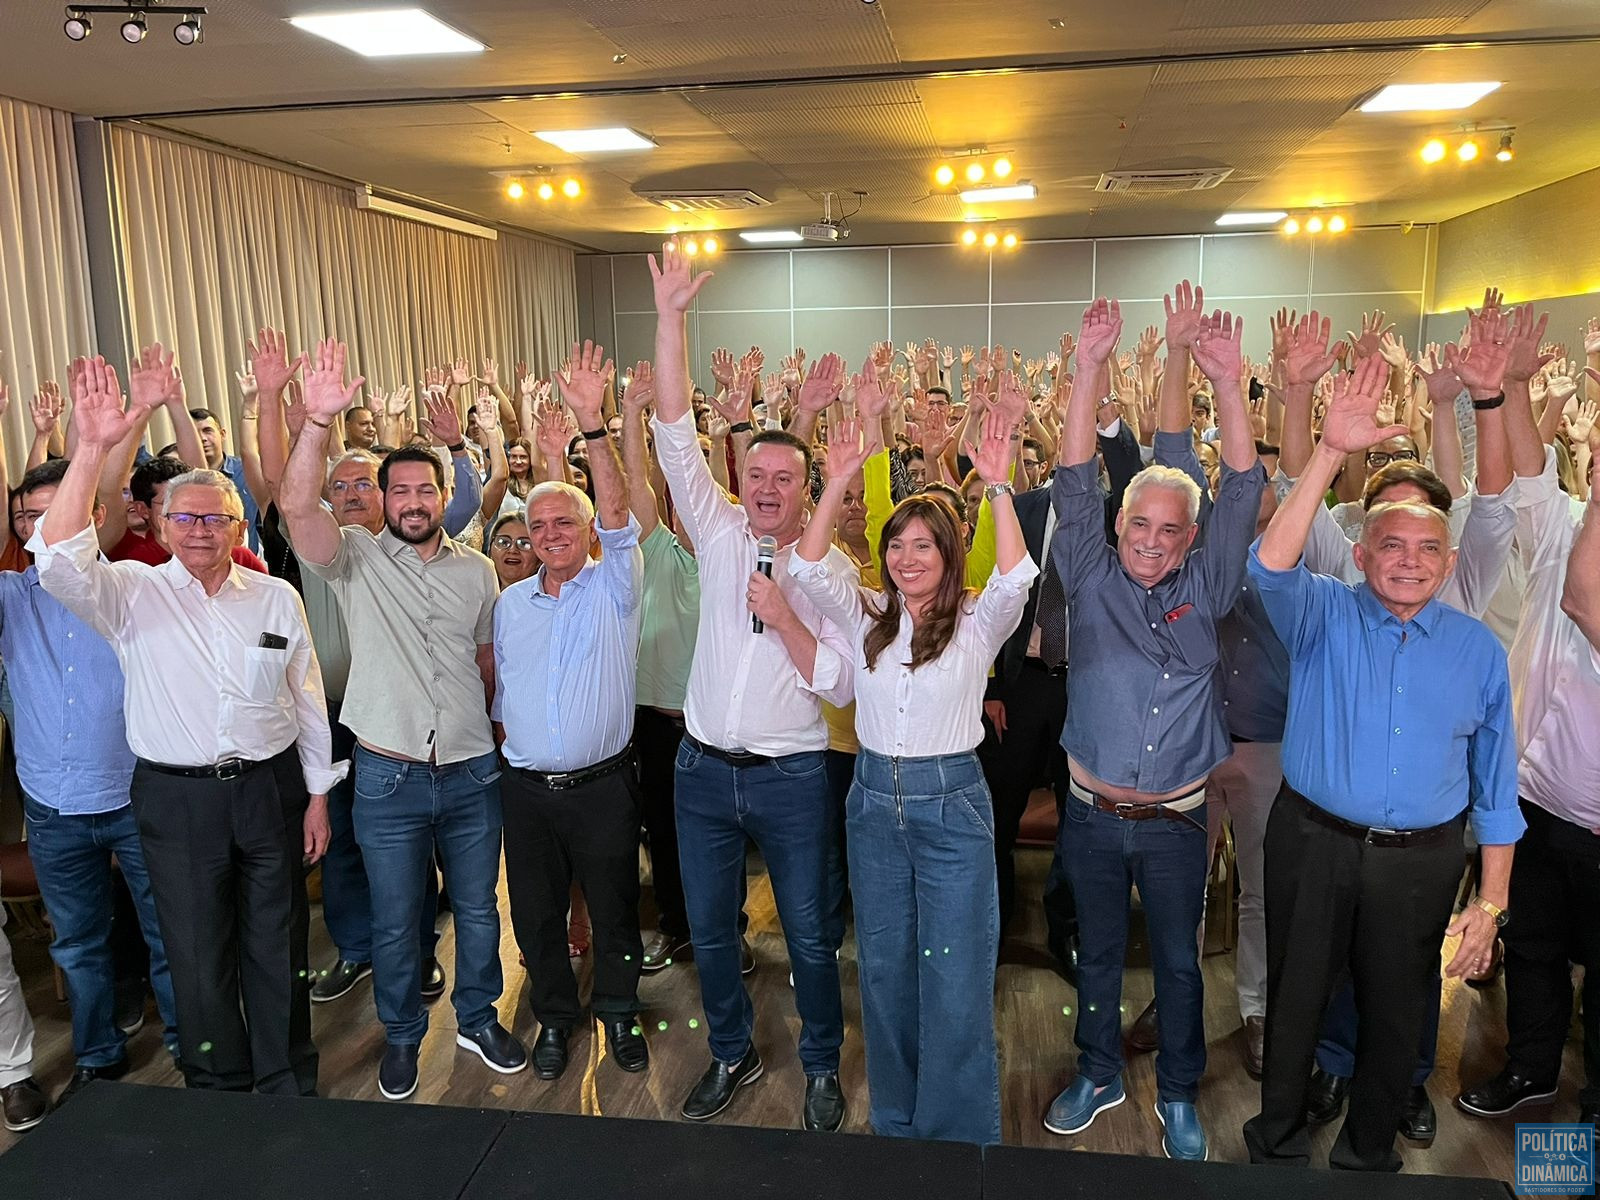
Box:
[750,535,777,633]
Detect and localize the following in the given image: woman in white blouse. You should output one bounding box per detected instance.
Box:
[790,390,1036,1145]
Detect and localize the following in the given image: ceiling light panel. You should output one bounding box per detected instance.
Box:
[287,9,484,58]
[1359,82,1501,113]
[957,182,1037,204]
[533,128,656,154]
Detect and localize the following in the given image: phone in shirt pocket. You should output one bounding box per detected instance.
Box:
[1163,603,1218,670]
[245,632,290,695]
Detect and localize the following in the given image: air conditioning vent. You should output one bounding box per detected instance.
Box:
[1095,168,1233,193]
[636,189,772,213]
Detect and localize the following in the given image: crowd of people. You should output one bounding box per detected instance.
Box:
[0,244,1595,1173]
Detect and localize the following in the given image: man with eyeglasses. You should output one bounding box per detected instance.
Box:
[30,357,341,1097]
[109,455,271,573]
[302,451,445,1007]
[493,340,648,1081]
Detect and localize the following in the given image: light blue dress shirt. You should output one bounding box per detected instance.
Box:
[1246,544,1524,844]
[492,516,644,771]
[0,567,135,814]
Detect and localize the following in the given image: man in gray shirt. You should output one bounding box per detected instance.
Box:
[280,339,524,1103]
[1041,288,1265,1162]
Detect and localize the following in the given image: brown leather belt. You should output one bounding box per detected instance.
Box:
[1069,778,1206,821]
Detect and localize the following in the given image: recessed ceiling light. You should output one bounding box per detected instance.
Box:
[533,127,655,154]
[1359,82,1501,113]
[958,182,1038,204]
[1214,211,1288,227]
[288,9,484,57]
[739,230,804,244]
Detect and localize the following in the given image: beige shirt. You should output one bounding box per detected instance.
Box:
[300,525,499,764]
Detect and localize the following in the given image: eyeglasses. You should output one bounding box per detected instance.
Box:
[330,479,376,494]
[165,512,242,530]
[491,536,533,551]
[1365,450,1419,468]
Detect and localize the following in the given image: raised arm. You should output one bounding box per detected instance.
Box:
[473,403,510,521]
[26,383,63,471]
[557,339,629,530]
[1060,298,1123,467]
[979,374,1028,575]
[1160,280,1203,436]
[1278,312,1341,479]
[787,354,844,447]
[280,339,362,567]
[619,360,663,537]
[40,359,146,548]
[234,367,274,514]
[649,240,713,424]
[1490,304,1556,480]
[1258,354,1405,571]
[1190,309,1255,472]
[1562,462,1600,650]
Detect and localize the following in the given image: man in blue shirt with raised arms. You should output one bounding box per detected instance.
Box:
[1243,350,1523,1172]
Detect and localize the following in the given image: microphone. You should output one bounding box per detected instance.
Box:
[752,535,777,633]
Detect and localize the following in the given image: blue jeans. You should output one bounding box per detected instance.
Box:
[1316,971,1439,1087]
[352,747,504,1045]
[849,750,1000,1144]
[675,738,843,1074]
[22,795,179,1066]
[321,717,440,964]
[1060,794,1209,1103]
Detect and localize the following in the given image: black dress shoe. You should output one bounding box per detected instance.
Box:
[420,957,447,1002]
[310,959,372,1004]
[57,1056,130,1107]
[604,1018,649,1073]
[1306,1068,1350,1126]
[378,1043,419,1101]
[1457,1067,1558,1117]
[804,1074,846,1132]
[457,1022,528,1074]
[532,1026,570,1080]
[1,1078,48,1132]
[1399,1084,1437,1142]
[682,1045,763,1121]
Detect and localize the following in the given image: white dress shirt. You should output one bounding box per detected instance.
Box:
[651,411,856,756]
[1508,446,1600,832]
[492,517,643,771]
[789,554,1038,757]
[29,520,345,795]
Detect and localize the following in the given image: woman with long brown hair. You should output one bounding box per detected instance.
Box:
[789,375,1035,1145]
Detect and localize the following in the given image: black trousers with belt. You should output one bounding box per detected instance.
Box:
[1244,787,1465,1172]
[501,761,644,1029]
[128,748,316,1095]
[977,659,1072,936]
[635,707,688,940]
[1504,798,1600,1109]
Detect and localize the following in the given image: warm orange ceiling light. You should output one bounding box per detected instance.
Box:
[1420,138,1447,163]
[965,161,986,183]
[935,164,955,187]
[960,227,979,246]
[537,181,555,200]
[562,178,582,197]
[993,158,1013,179]
[505,180,524,200]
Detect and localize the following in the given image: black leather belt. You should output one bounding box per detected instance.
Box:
[1023,656,1068,677]
[1285,785,1460,849]
[140,756,268,781]
[517,745,633,791]
[683,734,774,768]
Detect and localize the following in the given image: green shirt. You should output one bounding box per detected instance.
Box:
[636,522,700,710]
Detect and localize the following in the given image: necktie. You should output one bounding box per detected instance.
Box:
[1035,555,1068,670]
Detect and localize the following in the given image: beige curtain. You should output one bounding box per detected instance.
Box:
[109,124,578,444]
[0,95,96,479]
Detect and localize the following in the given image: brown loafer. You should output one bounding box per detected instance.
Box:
[1244,1015,1265,1079]
[1125,998,1159,1055]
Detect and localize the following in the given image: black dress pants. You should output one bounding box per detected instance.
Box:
[501,763,644,1029]
[635,707,688,939]
[1505,798,1600,1110]
[128,749,316,1095]
[1245,787,1465,1172]
[977,660,1071,934]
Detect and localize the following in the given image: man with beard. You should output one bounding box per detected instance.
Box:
[302,450,444,1006]
[280,339,523,1103]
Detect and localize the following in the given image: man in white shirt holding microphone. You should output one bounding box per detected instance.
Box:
[31,355,342,1097]
[647,241,858,1132]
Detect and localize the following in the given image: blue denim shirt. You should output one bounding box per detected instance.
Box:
[1050,455,1266,793]
[1247,544,1524,844]
[220,454,261,554]
[0,567,135,813]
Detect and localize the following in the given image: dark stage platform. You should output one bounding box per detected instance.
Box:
[0,1083,1514,1200]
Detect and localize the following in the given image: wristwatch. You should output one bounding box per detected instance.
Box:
[1471,392,1505,411]
[581,427,608,441]
[1473,896,1510,927]
[984,481,1016,501]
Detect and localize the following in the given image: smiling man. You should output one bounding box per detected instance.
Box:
[1242,352,1522,1173]
[492,340,648,1083]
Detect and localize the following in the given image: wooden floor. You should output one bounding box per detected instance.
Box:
[0,844,1583,1184]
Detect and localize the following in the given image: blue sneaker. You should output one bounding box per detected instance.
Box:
[1043,1075,1125,1135]
[1154,1099,1208,1161]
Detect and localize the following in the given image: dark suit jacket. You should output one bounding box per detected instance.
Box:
[986,422,1144,698]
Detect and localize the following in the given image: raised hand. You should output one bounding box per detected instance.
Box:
[1163,279,1205,351]
[623,360,655,413]
[518,371,539,401]
[709,347,736,388]
[992,368,1029,431]
[387,384,413,417]
[1190,310,1244,387]
[1136,324,1163,364]
[1584,317,1600,358]
[797,352,845,413]
[1569,398,1598,444]
[941,344,955,370]
[1077,298,1124,371]
[960,344,975,368]
[1319,354,1409,455]
[237,368,260,418]
[871,340,895,381]
[826,413,873,483]
[534,398,576,462]
[1446,305,1513,396]
[419,384,464,447]
[1269,307,1297,359]
[66,357,140,450]
[450,357,472,388]
[1378,329,1408,369]
[128,342,182,413]
[1501,304,1553,383]
[302,339,364,419]
[852,355,892,421]
[481,357,499,387]
[1546,360,1580,407]
[284,379,308,442]
[740,346,766,380]
[247,327,306,396]
[30,381,64,435]
[649,239,713,315]
[1346,309,1393,360]
[971,388,1018,485]
[556,338,615,427]
[1283,312,1340,387]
